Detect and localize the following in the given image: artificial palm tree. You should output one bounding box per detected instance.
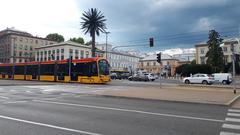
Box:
[81,8,107,57]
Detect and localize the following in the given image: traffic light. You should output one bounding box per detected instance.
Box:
[157,52,161,63]
[149,38,154,47]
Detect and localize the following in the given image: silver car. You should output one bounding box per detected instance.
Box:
[183,74,214,85]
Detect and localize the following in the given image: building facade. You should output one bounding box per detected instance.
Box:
[96,44,141,72]
[0,27,56,63]
[138,54,180,76]
[195,38,240,64]
[35,41,102,61]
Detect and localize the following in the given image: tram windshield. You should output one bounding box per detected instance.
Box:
[98,59,110,75]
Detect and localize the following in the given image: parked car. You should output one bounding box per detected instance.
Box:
[128,74,149,81]
[183,73,214,85]
[144,73,156,81]
[212,73,232,85]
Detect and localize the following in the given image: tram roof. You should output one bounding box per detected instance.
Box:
[0,57,105,66]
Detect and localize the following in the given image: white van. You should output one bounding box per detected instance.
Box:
[212,73,232,85]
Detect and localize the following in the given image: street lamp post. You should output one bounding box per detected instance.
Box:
[231,38,239,94]
[104,31,110,59]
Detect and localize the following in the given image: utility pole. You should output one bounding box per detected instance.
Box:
[104,31,110,60]
[11,37,16,80]
[231,43,236,94]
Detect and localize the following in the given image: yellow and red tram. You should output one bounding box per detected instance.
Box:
[0,57,111,84]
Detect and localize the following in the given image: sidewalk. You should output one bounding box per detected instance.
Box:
[95,85,240,106]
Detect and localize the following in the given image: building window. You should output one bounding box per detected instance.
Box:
[61,55,64,60]
[25,45,28,50]
[153,62,156,66]
[224,55,228,64]
[147,62,149,66]
[75,50,79,59]
[200,48,205,54]
[48,50,51,60]
[30,46,33,51]
[200,56,205,64]
[69,49,73,58]
[61,49,64,53]
[223,47,228,52]
[86,51,89,58]
[19,52,22,57]
[52,50,55,60]
[80,50,84,59]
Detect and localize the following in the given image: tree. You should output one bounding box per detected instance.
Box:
[205,30,224,72]
[176,64,212,77]
[46,33,64,43]
[81,8,107,57]
[85,40,92,46]
[70,37,85,44]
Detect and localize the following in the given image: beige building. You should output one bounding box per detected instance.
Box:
[195,38,240,64]
[138,54,180,76]
[0,27,56,63]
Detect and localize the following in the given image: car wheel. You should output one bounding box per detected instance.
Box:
[185,80,190,84]
[202,80,208,85]
[222,80,227,85]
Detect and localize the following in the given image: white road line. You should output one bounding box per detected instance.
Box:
[3,101,27,104]
[228,113,240,117]
[0,96,9,99]
[226,117,240,123]
[34,100,224,123]
[223,124,240,130]
[229,109,240,113]
[0,115,101,135]
[220,131,240,135]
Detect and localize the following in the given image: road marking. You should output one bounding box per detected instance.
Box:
[3,101,27,104]
[226,117,240,123]
[228,113,240,117]
[0,96,9,99]
[34,100,224,123]
[0,114,101,135]
[220,131,240,135]
[222,124,240,130]
[229,109,240,113]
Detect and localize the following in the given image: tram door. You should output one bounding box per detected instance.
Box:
[70,63,78,81]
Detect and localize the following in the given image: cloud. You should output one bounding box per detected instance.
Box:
[0,0,81,39]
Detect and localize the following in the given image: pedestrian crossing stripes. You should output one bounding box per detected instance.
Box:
[220,108,240,135]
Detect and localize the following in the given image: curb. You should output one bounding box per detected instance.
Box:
[227,94,240,106]
[95,94,229,106]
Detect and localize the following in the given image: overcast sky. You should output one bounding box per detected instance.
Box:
[0,0,239,52]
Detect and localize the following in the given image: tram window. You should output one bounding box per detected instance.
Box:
[15,66,25,75]
[57,64,68,76]
[77,62,98,76]
[40,64,54,75]
[26,65,38,75]
[5,66,12,74]
[0,66,8,74]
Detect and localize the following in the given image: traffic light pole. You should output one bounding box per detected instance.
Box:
[156,52,162,88]
[159,63,162,88]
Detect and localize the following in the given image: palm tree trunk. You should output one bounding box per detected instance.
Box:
[92,32,96,57]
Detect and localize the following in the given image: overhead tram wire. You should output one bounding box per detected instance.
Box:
[110,26,239,45]
[111,29,238,47]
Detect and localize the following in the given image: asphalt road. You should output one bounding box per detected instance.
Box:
[0,84,236,135]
